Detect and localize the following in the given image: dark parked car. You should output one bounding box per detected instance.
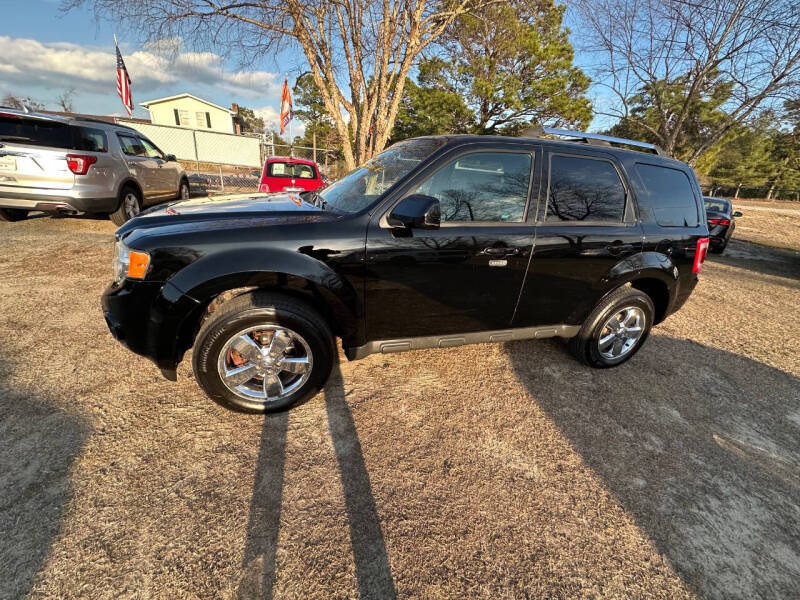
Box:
[103,129,710,413]
[703,196,742,254]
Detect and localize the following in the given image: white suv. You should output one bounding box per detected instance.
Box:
[0,108,189,225]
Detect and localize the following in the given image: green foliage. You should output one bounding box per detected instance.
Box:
[423,0,591,134]
[609,75,734,162]
[390,78,473,142]
[292,73,340,150]
[236,106,265,133]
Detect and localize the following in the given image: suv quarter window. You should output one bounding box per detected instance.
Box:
[634,163,699,227]
[406,150,534,223]
[545,153,628,224]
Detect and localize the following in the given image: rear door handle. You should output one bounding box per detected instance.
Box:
[606,240,634,254]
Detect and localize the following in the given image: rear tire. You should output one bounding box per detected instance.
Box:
[569,286,655,368]
[110,185,142,226]
[0,208,29,222]
[192,291,335,413]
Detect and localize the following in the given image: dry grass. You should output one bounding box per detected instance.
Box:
[1,214,798,600]
[730,200,800,252]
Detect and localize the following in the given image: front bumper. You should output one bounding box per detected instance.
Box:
[0,189,118,213]
[102,279,200,375]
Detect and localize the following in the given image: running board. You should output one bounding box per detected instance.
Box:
[345,324,580,360]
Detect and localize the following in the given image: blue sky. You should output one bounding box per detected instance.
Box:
[1,0,610,131]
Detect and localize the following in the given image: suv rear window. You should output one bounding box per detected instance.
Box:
[635,164,699,227]
[267,162,316,179]
[0,116,109,152]
[0,116,72,148]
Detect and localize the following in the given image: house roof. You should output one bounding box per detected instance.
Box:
[139,93,234,114]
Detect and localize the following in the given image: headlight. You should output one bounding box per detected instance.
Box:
[112,239,150,284]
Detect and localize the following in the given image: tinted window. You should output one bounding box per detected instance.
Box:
[636,164,699,227]
[704,197,730,214]
[412,152,532,222]
[547,155,626,222]
[267,162,317,179]
[117,134,146,156]
[0,116,72,148]
[73,126,108,152]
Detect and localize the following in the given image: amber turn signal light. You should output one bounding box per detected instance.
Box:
[127,251,150,279]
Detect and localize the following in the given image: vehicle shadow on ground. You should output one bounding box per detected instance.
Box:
[508,335,800,599]
[0,361,89,599]
[236,362,396,599]
[712,239,800,282]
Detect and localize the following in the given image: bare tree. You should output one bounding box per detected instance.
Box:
[56,89,76,113]
[1,94,46,111]
[571,0,800,164]
[72,0,488,170]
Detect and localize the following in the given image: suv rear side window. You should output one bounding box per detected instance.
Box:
[546,155,626,222]
[267,162,317,179]
[117,134,146,157]
[635,164,699,227]
[72,126,108,152]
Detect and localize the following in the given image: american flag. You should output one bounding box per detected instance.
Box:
[115,41,133,116]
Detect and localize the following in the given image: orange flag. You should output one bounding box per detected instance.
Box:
[280,78,293,134]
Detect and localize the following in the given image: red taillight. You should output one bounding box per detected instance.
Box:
[66,154,97,175]
[708,217,731,226]
[693,237,709,273]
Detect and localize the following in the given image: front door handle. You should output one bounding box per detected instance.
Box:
[482,246,519,256]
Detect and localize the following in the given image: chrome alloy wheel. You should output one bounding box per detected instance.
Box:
[217,325,313,404]
[597,306,646,360]
[123,192,140,218]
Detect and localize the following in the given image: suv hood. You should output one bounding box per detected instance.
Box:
[117,192,335,235]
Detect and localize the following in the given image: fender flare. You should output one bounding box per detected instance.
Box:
[167,247,363,341]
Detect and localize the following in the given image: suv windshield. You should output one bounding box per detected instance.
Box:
[319,138,445,213]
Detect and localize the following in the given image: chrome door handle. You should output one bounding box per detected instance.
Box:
[483,246,519,256]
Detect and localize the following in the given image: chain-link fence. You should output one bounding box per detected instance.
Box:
[114,119,345,195]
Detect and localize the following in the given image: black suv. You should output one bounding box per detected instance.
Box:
[102,130,710,413]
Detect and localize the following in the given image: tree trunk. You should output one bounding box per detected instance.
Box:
[734,183,741,199]
[312,128,316,164]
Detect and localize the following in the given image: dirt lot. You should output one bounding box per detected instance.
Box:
[1,213,799,600]
[730,200,800,251]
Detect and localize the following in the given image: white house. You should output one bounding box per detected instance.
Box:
[139,93,244,134]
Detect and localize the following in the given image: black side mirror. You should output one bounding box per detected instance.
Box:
[165,154,177,162]
[733,211,743,217]
[387,194,440,230]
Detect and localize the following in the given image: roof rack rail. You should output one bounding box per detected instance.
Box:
[523,126,668,156]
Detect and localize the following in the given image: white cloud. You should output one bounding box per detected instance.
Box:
[0,36,282,103]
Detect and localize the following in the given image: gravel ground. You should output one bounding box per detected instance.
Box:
[1,214,798,600]
[730,200,800,252]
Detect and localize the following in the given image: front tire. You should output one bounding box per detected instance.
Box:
[192,292,335,413]
[0,208,29,222]
[178,178,190,200]
[569,286,655,368]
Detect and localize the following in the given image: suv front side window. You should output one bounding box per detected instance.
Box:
[139,138,164,160]
[410,151,533,223]
[546,155,626,223]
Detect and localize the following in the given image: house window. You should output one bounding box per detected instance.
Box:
[196,112,206,128]
[178,110,191,127]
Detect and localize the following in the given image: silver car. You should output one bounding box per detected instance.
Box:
[0,108,189,225]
